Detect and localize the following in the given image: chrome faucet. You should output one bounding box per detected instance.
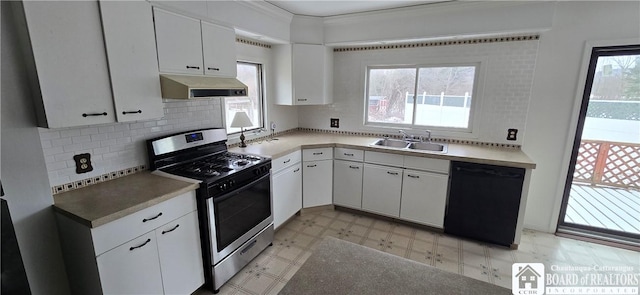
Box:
[423,130,432,142]
[399,130,418,141]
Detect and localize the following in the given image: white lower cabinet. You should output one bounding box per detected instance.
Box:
[156,211,204,295]
[400,169,449,228]
[362,164,403,217]
[272,162,302,229]
[303,160,333,208]
[97,232,164,295]
[57,191,203,295]
[333,160,363,209]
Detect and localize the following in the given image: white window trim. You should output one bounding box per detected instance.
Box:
[360,56,487,139]
[224,61,266,137]
[364,62,482,133]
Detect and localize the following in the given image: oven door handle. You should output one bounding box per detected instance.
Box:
[212,172,270,203]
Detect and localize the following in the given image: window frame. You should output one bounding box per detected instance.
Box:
[364,62,481,133]
[224,61,265,135]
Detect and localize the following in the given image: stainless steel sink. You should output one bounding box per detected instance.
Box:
[407,141,448,153]
[372,138,411,148]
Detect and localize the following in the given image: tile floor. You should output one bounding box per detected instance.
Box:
[195,208,640,295]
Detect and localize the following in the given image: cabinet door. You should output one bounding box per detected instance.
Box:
[96,232,163,295]
[362,164,403,217]
[156,211,204,295]
[400,170,448,228]
[22,1,115,128]
[333,160,363,209]
[272,163,302,228]
[303,160,333,208]
[153,8,204,75]
[292,44,330,105]
[201,21,237,77]
[100,1,164,122]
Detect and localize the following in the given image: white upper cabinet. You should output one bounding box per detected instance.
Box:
[273,44,333,105]
[153,8,237,77]
[201,21,237,77]
[153,8,204,75]
[22,1,115,128]
[100,1,164,122]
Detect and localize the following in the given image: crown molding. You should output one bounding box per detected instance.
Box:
[234,0,293,23]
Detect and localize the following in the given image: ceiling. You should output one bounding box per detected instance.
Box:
[265,0,452,17]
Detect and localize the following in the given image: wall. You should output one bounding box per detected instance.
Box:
[39,100,224,187]
[298,38,540,145]
[1,2,71,294]
[523,1,640,232]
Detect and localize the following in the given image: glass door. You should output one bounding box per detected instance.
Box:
[558,45,640,247]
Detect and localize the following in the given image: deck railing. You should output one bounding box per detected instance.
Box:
[573,140,640,189]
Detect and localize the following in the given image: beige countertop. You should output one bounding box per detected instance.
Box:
[53,172,199,228]
[231,132,536,169]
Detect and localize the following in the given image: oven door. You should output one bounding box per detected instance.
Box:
[206,173,273,263]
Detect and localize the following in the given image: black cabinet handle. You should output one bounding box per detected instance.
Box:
[82,112,107,117]
[283,159,291,164]
[349,165,360,169]
[142,212,162,223]
[313,152,323,155]
[122,110,142,115]
[387,171,399,175]
[161,224,180,235]
[186,65,200,69]
[207,67,220,71]
[407,174,420,179]
[297,99,308,101]
[307,164,317,168]
[293,168,300,173]
[344,153,354,156]
[129,238,151,251]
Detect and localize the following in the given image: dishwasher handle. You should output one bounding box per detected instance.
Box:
[455,166,523,178]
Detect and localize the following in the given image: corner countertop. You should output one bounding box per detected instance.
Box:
[230,132,536,169]
[53,172,199,228]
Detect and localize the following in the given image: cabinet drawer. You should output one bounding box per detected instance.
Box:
[364,151,404,167]
[272,150,301,173]
[403,156,450,174]
[303,147,333,161]
[334,148,364,161]
[92,190,196,255]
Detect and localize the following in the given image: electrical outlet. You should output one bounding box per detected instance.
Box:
[73,153,93,174]
[270,121,276,131]
[507,129,518,141]
[330,118,340,128]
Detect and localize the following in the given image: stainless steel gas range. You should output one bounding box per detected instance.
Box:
[147,128,273,293]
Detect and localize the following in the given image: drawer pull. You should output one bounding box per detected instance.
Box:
[297,99,308,101]
[293,168,300,173]
[283,159,291,164]
[161,224,180,235]
[312,152,323,155]
[349,165,360,169]
[142,212,163,223]
[82,112,107,117]
[307,164,317,168]
[207,67,220,71]
[122,110,142,115]
[387,171,399,176]
[186,65,200,70]
[129,238,151,251]
[407,174,420,179]
[344,153,354,156]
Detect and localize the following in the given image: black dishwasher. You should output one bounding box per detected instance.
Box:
[444,161,525,247]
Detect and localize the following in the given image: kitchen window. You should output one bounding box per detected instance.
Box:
[365,64,478,131]
[225,62,264,134]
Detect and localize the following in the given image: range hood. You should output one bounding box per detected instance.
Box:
[159,74,248,99]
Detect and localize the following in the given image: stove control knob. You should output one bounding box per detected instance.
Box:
[229,180,235,187]
[254,169,260,176]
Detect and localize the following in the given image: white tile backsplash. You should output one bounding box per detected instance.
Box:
[299,39,539,145]
[39,99,224,186]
